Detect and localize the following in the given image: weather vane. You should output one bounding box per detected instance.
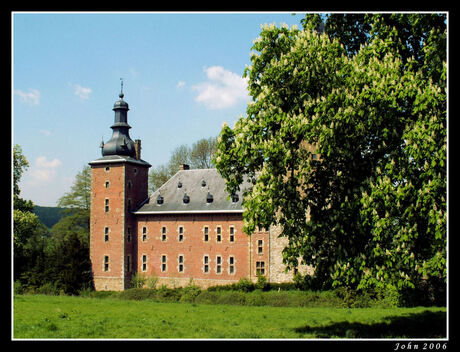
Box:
[120,78,124,97]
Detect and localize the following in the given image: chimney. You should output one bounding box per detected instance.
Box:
[179,164,190,171]
[134,139,141,160]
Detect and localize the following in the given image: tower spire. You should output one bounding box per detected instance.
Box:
[100,83,136,157]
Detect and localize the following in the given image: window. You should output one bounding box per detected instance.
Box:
[256,261,265,275]
[178,226,184,242]
[142,226,147,242]
[203,255,209,273]
[161,255,167,272]
[127,198,131,211]
[142,255,147,272]
[103,256,109,272]
[229,256,235,274]
[161,227,167,242]
[127,180,132,189]
[105,199,109,213]
[216,256,222,274]
[203,227,209,242]
[229,227,235,242]
[258,240,263,254]
[178,255,184,272]
[216,227,222,242]
[105,166,110,172]
[126,255,132,272]
[104,227,109,242]
[127,227,131,243]
[105,181,109,188]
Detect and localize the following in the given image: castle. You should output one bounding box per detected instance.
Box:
[89,91,307,291]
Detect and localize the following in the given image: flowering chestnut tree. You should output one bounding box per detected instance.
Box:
[214,14,446,294]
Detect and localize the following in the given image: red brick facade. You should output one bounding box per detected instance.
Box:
[88,94,308,291]
[89,162,149,291]
[89,162,281,290]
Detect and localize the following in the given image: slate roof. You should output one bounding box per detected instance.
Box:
[89,155,151,167]
[134,168,250,214]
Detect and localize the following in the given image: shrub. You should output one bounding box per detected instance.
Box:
[14,281,24,295]
[374,285,401,308]
[118,288,156,301]
[236,278,254,292]
[130,273,147,289]
[195,291,220,305]
[180,285,202,303]
[263,291,292,307]
[316,290,343,307]
[216,291,247,306]
[36,282,60,296]
[246,290,267,306]
[255,275,269,291]
[145,275,159,289]
[155,285,182,302]
[79,289,118,299]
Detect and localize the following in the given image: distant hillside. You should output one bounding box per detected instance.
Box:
[33,206,66,228]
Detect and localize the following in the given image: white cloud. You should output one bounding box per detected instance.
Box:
[177,80,186,89]
[14,89,40,105]
[74,84,92,100]
[39,129,51,136]
[192,66,249,110]
[26,156,62,185]
[36,156,62,169]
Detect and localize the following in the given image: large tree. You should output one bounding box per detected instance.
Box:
[57,165,92,212]
[47,165,93,293]
[13,145,49,283]
[214,14,446,298]
[149,136,217,191]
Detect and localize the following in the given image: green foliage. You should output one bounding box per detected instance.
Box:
[99,283,438,308]
[130,273,147,289]
[33,206,66,229]
[118,288,157,300]
[214,14,446,296]
[13,144,30,201]
[14,159,93,295]
[146,275,159,289]
[149,136,217,192]
[57,166,91,212]
[255,274,269,291]
[179,285,202,303]
[236,277,255,292]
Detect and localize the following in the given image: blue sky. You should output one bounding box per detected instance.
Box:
[13,12,307,206]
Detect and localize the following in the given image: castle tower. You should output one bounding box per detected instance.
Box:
[89,87,151,291]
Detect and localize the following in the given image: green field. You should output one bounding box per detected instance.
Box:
[13,294,446,339]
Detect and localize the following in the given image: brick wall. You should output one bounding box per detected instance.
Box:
[90,161,149,291]
[90,162,310,291]
[135,213,250,288]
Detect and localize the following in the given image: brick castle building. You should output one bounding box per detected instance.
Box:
[89,91,306,291]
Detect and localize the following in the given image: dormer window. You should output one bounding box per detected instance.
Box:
[206,192,213,203]
[183,193,190,204]
[231,194,239,202]
[157,194,164,205]
[201,180,206,187]
[178,181,182,188]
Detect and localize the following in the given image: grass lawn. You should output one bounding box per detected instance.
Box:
[13,294,446,339]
